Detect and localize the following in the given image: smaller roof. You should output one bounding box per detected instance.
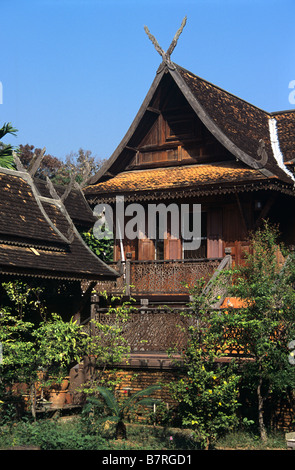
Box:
[0,167,118,281]
[34,178,97,227]
[85,160,290,204]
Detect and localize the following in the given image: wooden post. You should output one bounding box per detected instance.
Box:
[125,252,132,296]
[90,292,99,336]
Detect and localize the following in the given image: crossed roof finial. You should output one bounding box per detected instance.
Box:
[144,16,187,71]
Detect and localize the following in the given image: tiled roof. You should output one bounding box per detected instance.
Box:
[272,110,295,163]
[0,173,64,247]
[177,66,272,162]
[87,61,295,194]
[34,178,96,227]
[84,161,274,198]
[0,168,118,281]
[175,65,294,182]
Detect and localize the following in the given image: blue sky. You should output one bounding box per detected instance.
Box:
[1,0,295,163]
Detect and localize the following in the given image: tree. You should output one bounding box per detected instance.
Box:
[18,145,104,185]
[81,293,135,393]
[93,385,161,439]
[169,294,241,449]
[182,222,295,443]
[0,122,18,169]
[52,148,104,186]
[18,144,62,180]
[221,222,295,441]
[170,222,295,446]
[0,281,88,420]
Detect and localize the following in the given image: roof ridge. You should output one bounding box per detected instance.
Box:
[118,160,248,175]
[271,108,295,116]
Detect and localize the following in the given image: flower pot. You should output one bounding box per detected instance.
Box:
[48,376,70,390]
[61,378,69,391]
[49,390,67,408]
[64,392,73,405]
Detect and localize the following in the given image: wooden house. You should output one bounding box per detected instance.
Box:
[0,165,118,320]
[83,39,295,374]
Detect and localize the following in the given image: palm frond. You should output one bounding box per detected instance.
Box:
[123,384,162,413]
[0,122,18,139]
[126,384,161,404]
[134,397,161,408]
[96,386,120,417]
[0,145,16,169]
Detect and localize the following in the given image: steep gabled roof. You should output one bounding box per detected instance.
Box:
[86,61,295,197]
[0,167,118,281]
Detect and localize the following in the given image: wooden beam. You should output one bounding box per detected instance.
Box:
[73,281,96,324]
[235,193,249,234]
[28,147,46,177]
[147,106,161,115]
[254,193,278,229]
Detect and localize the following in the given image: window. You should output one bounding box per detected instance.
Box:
[155,212,164,260]
[183,212,207,259]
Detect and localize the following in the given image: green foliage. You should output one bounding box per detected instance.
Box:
[0,281,89,417]
[96,384,161,421]
[0,306,35,386]
[8,419,107,450]
[80,227,113,263]
[0,122,18,169]
[33,313,89,383]
[2,281,46,320]
[223,222,295,440]
[0,417,287,450]
[170,320,240,448]
[176,221,295,445]
[93,385,162,439]
[81,293,135,393]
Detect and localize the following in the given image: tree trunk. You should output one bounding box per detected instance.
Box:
[115,420,127,440]
[30,384,36,422]
[257,376,267,442]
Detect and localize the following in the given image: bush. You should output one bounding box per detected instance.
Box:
[7,418,108,450]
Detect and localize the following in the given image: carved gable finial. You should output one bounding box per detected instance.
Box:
[257,139,268,168]
[144,16,187,71]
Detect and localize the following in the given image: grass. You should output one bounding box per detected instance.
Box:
[215,430,287,450]
[0,415,289,450]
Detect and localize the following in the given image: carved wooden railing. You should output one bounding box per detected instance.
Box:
[92,306,196,353]
[93,258,222,296]
[84,255,233,354]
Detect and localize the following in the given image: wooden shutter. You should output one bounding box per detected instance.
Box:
[207,208,223,258]
[138,238,155,260]
[165,238,182,260]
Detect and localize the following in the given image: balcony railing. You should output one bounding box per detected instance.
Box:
[82,255,232,354]
[92,306,196,353]
[94,257,222,296]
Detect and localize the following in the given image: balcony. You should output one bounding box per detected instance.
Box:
[94,257,222,297]
[92,306,196,354]
[82,255,231,358]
